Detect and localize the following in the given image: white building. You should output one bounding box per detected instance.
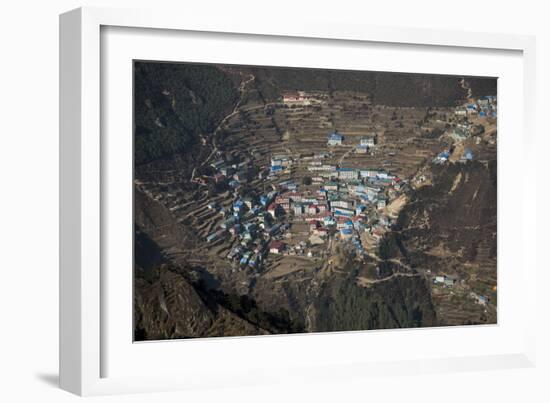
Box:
[455,108,467,116]
[360,169,379,178]
[360,136,376,147]
[331,200,353,209]
[337,168,358,181]
[282,91,312,105]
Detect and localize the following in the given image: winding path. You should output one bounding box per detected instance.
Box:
[192,73,256,179]
[357,271,420,286]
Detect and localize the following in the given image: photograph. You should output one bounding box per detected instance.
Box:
[132,61,498,341]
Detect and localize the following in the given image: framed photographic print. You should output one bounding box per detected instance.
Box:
[60,6,537,396]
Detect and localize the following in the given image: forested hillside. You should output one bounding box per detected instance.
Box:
[245,66,468,107]
[314,258,437,331]
[466,77,498,97]
[134,62,239,165]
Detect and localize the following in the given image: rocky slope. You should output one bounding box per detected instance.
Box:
[134,267,269,340]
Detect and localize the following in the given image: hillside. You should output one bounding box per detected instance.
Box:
[388,160,498,325]
[134,61,239,166]
[134,185,302,340]
[244,66,468,107]
[314,260,438,331]
[134,266,271,340]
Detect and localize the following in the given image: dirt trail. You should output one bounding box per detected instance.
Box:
[449,172,463,194]
[460,78,473,100]
[193,73,257,179]
[338,148,353,165]
[356,271,420,287]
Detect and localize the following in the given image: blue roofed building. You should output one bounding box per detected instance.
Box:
[333,207,355,217]
[240,252,251,265]
[466,104,477,114]
[327,132,343,146]
[461,148,474,162]
[434,151,450,164]
[260,194,271,206]
[340,228,353,239]
[233,200,245,212]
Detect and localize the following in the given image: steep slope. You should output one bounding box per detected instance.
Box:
[134,61,239,167]
[388,160,497,325]
[134,267,269,340]
[134,184,299,340]
[314,259,438,332]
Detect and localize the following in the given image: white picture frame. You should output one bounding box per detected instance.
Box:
[59,6,537,396]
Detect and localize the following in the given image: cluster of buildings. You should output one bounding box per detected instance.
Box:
[437,277,490,307]
[281,91,327,106]
[434,275,455,288]
[429,96,494,166]
[470,292,489,306]
[272,166,402,256]
[433,148,474,165]
[201,127,410,268]
[274,133,402,255]
[205,155,404,267]
[209,190,290,268]
[454,95,497,118]
[326,131,377,153]
[269,154,293,177]
[206,156,253,190]
[307,160,393,183]
[450,123,470,141]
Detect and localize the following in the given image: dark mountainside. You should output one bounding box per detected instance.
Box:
[383,160,498,325]
[314,259,437,331]
[134,62,239,167]
[133,61,495,339]
[134,266,271,340]
[467,77,498,98]
[134,224,298,340]
[392,161,497,269]
[245,66,468,107]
